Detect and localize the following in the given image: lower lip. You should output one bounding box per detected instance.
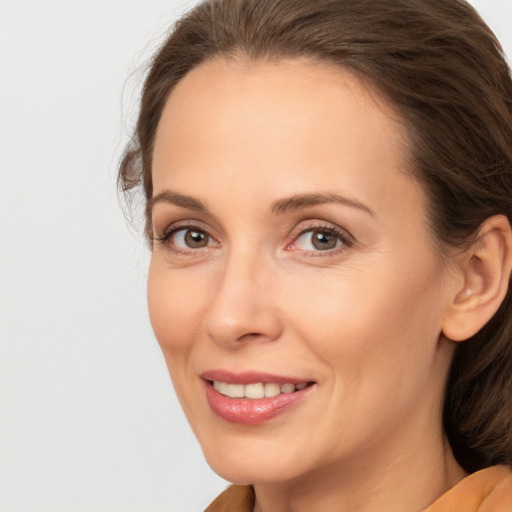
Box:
[203,381,314,425]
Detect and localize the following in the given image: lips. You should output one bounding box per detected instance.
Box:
[201,370,315,425]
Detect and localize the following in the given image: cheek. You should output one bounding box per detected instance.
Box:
[147,258,209,356]
[284,259,444,375]
[284,264,447,441]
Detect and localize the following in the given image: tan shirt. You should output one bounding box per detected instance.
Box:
[205,465,512,512]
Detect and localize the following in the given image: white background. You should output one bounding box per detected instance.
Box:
[0,1,511,511]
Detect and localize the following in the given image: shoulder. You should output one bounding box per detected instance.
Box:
[424,465,512,512]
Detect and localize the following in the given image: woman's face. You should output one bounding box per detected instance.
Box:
[148,58,459,484]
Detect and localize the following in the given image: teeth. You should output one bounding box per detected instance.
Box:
[213,381,308,399]
[264,383,281,397]
[214,381,229,395]
[280,383,295,394]
[228,383,244,398]
[244,383,264,399]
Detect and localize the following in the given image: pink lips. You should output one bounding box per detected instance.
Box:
[201,370,315,425]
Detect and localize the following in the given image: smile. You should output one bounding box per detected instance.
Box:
[201,372,316,425]
[213,381,308,399]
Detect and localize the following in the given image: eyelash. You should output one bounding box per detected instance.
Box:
[153,221,217,254]
[287,223,354,257]
[153,221,354,257]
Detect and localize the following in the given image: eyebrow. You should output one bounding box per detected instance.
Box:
[147,190,208,216]
[271,192,375,217]
[148,189,375,217]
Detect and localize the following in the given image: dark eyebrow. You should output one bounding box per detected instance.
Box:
[271,192,375,217]
[148,189,374,217]
[147,190,208,216]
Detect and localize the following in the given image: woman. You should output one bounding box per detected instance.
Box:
[119,0,512,510]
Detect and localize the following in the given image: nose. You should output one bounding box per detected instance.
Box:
[203,251,283,347]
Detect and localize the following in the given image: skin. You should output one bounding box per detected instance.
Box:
[148,58,469,512]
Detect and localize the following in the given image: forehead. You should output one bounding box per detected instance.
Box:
[152,57,424,225]
[154,57,406,163]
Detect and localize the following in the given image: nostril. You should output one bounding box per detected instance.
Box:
[237,332,267,342]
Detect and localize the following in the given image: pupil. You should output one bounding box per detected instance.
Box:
[185,230,207,248]
[312,231,336,250]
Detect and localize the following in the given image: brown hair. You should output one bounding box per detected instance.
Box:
[119,0,512,473]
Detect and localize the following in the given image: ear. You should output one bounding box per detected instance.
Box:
[442,215,512,342]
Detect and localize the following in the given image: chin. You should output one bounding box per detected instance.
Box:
[206,456,296,485]
[200,434,306,485]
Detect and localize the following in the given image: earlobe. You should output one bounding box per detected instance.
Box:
[442,215,512,342]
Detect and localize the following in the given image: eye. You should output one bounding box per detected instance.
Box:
[296,229,342,251]
[173,228,210,249]
[154,224,218,252]
[289,225,353,254]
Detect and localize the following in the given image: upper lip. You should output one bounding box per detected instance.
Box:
[201,369,313,385]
